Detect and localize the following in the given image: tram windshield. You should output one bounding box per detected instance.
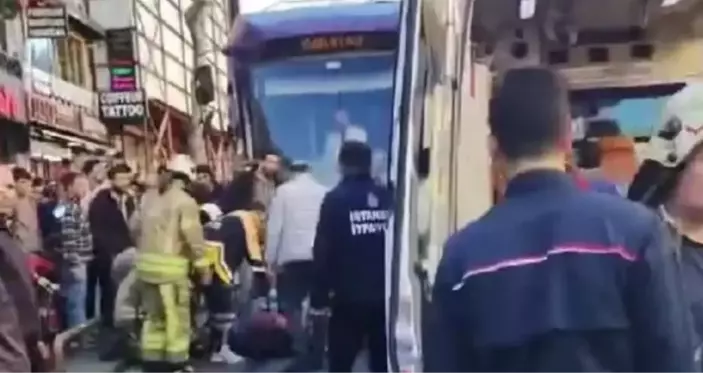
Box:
[251,52,395,187]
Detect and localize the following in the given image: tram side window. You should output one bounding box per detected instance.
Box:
[570,84,684,140]
[415,41,431,179]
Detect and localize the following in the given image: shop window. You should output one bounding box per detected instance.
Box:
[28,39,54,74]
[0,20,6,52]
[56,33,89,88]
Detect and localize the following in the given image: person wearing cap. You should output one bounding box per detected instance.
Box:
[430,68,694,372]
[310,140,391,372]
[134,154,211,373]
[265,160,326,369]
[629,81,703,368]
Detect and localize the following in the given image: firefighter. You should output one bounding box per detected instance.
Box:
[430,68,694,371]
[134,154,211,373]
[310,141,391,372]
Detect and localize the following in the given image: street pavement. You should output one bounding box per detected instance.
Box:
[67,348,369,372]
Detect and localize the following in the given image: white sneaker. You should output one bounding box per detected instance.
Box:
[210,346,244,364]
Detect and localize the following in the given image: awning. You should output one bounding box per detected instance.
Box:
[64,2,105,40]
[31,127,113,154]
[30,139,71,162]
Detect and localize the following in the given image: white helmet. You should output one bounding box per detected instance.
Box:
[200,203,223,223]
[629,81,703,205]
[166,154,196,181]
[643,81,703,168]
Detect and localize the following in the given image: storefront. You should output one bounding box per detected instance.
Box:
[0,52,28,164]
[28,93,112,178]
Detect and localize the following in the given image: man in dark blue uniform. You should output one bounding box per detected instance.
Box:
[310,141,390,372]
[430,67,695,372]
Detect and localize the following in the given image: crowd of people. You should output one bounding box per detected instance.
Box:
[0,137,391,372]
[9,65,703,373]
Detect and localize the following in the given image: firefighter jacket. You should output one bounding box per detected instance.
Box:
[134,184,208,363]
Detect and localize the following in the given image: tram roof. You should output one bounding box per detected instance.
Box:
[224,1,400,55]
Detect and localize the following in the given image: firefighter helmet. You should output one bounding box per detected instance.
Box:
[166,154,196,181]
[628,81,703,206]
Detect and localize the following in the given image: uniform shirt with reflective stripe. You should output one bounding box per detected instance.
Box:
[431,169,695,372]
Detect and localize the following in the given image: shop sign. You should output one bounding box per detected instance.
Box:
[54,101,80,131]
[29,94,55,125]
[81,112,108,141]
[0,52,26,123]
[26,0,68,39]
[98,90,146,126]
[0,87,21,122]
[106,29,138,91]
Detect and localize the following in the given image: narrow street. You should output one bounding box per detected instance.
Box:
[66,349,369,372]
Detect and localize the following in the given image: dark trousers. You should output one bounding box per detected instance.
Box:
[276,261,322,371]
[328,302,387,372]
[86,256,116,327]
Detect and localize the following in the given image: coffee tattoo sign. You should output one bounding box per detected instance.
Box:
[98,90,146,126]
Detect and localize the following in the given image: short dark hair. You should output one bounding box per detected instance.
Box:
[586,118,621,138]
[289,162,310,173]
[338,141,372,172]
[32,177,44,187]
[81,159,101,175]
[218,168,257,213]
[12,167,31,182]
[108,163,132,180]
[574,140,601,169]
[489,67,570,160]
[60,171,83,190]
[195,165,214,177]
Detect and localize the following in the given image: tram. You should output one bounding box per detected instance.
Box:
[225,2,419,370]
[225,0,401,188]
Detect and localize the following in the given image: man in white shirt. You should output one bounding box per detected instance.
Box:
[266,161,327,366]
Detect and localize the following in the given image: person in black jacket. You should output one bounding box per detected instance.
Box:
[0,165,44,371]
[87,164,136,329]
[310,141,391,372]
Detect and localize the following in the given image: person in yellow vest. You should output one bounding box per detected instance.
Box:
[134,154,211,372]
[201,167,270,363]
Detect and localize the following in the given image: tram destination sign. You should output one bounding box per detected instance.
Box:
[262,31,398,61]
[98,90,146,126]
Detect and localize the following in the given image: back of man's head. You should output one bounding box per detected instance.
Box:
[490,68,570,161]
[338,141,372,175]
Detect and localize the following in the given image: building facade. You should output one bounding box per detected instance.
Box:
[90,0,231,175]
[0,0,111,178]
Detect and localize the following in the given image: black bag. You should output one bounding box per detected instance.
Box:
[228,298,293,361]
